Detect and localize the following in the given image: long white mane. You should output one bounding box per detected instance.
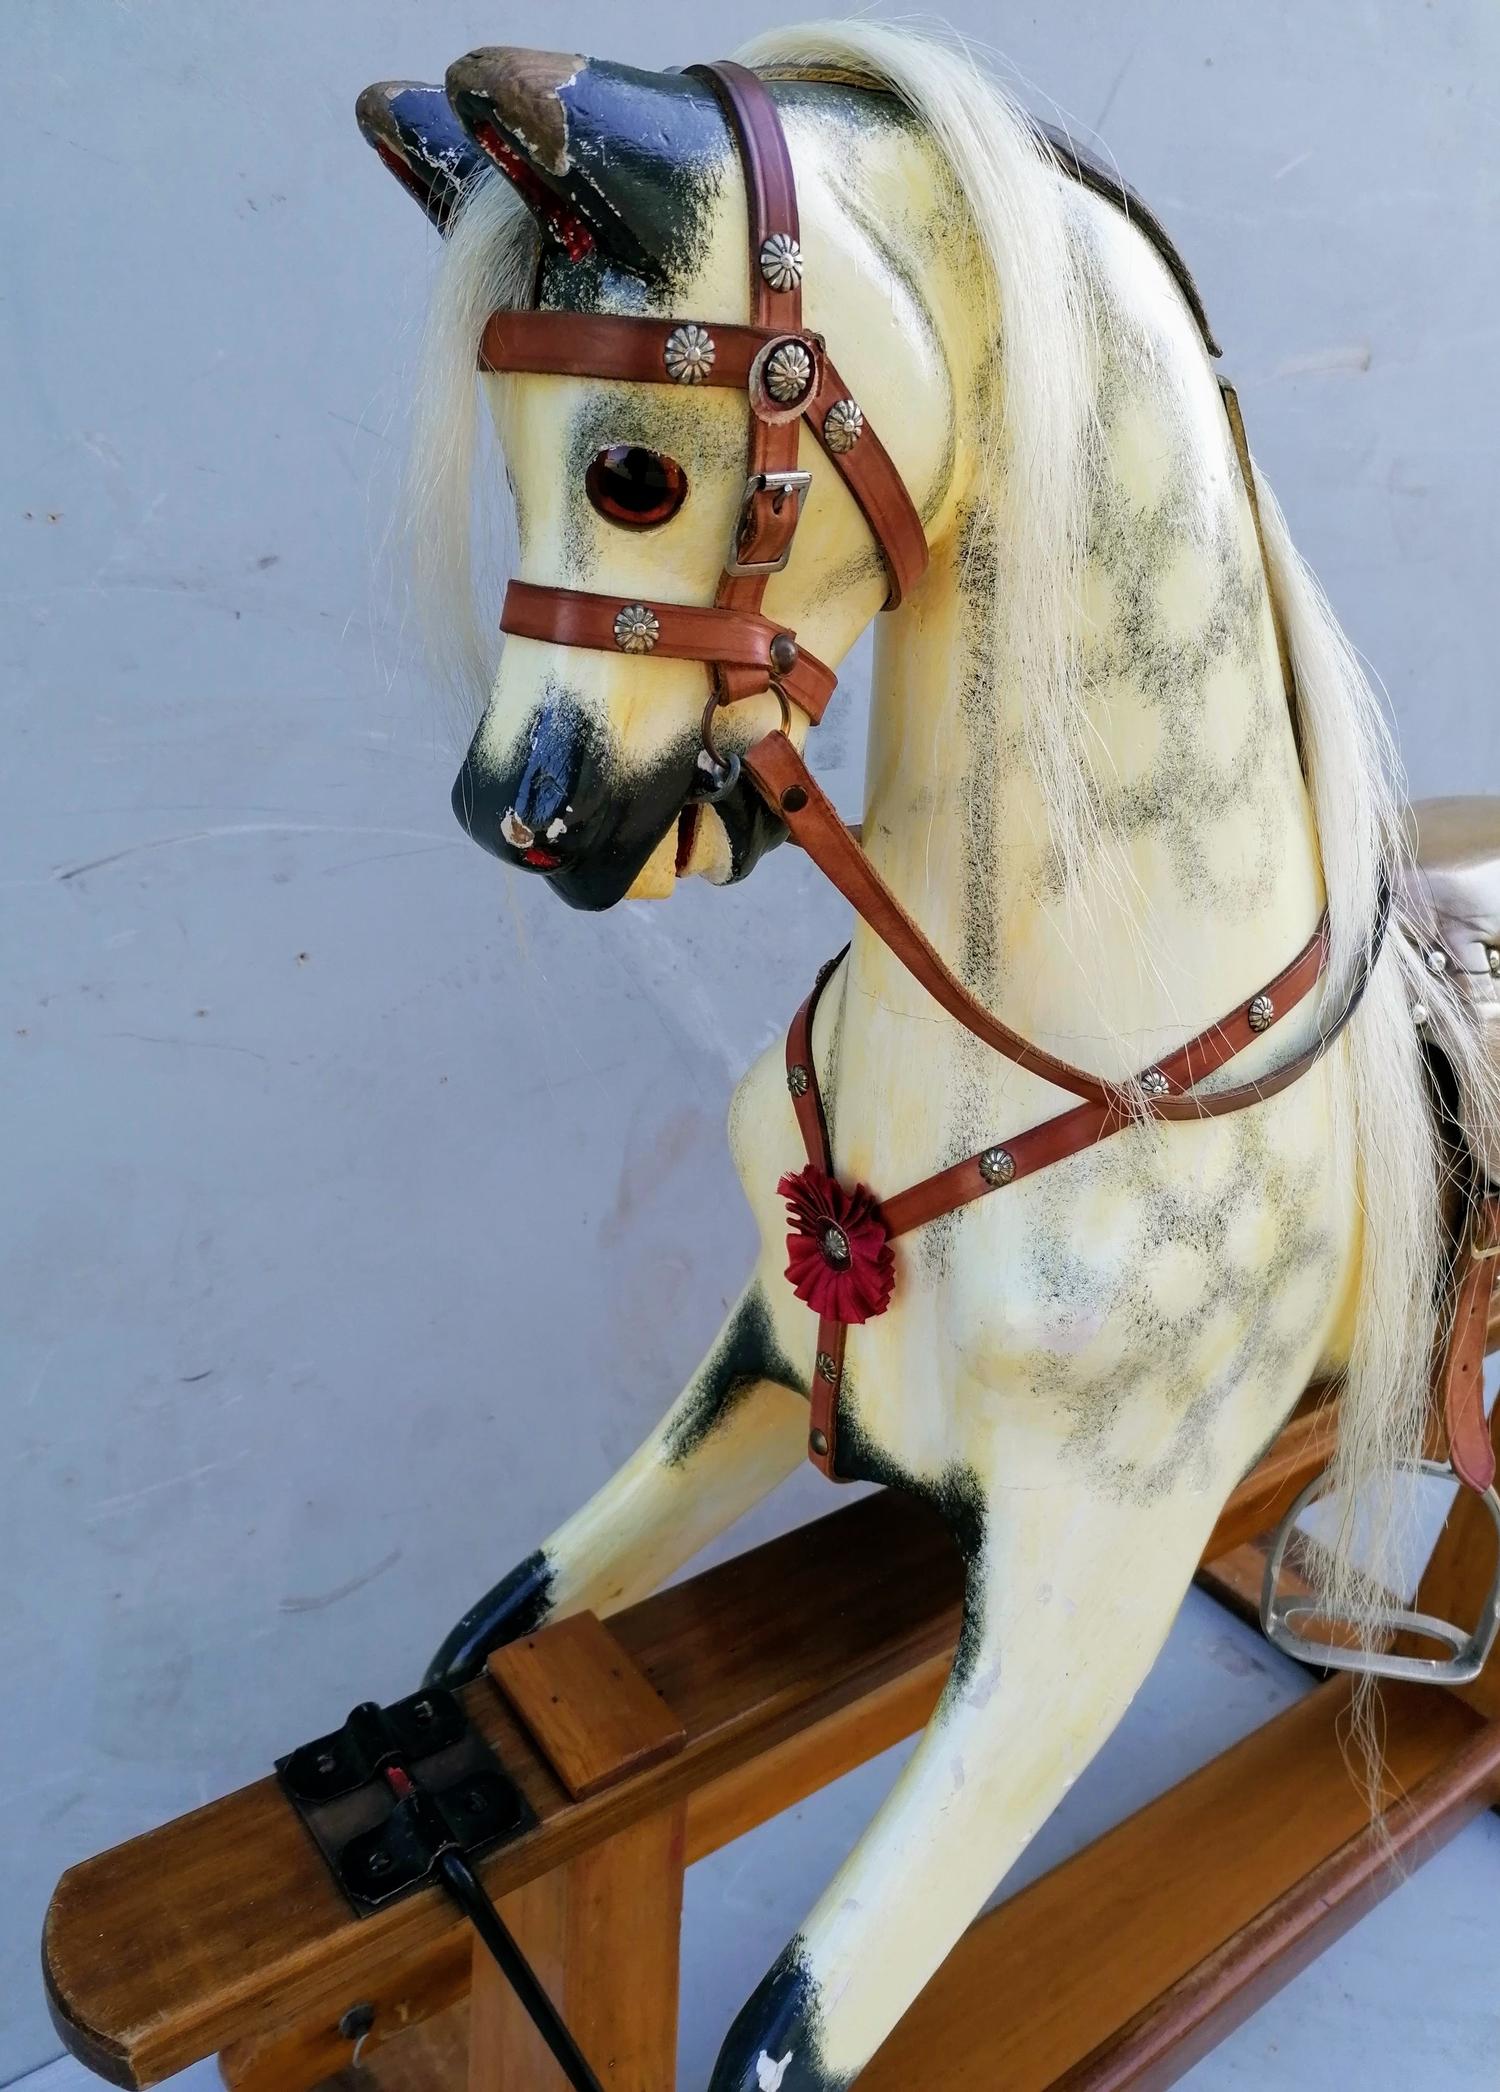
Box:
[404,18,1498,1708]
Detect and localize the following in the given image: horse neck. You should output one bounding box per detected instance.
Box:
[849,389,1327,1095]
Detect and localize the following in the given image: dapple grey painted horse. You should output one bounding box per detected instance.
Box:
[357,23,1497,2088]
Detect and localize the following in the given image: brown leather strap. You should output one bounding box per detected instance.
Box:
[1440,1193,1500,1493]
[880,917,1331,1236]
[500,581,838,723]
[789,916,1333,1479]
[479,309,775,387]
[747,730,1119,1105]
[690,63,808,626]
[784,951,842,1171]
[782,953,848,1476]
[748,726,1354,1126]
[807,352,927,609]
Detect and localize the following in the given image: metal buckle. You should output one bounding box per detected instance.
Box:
[1260,1459,1500,1685]
[725,469,812,578]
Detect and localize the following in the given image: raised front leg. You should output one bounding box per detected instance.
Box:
[427,1283,808,1683]
[707,1459,1242,2091]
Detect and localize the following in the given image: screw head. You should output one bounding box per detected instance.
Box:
[1140,1068,1172,1098]
[787,1063,810,1098]
[663,322,715,384]
[815,1350,839,1384]
[1247,992,1275,1033]
[977,1146,1016,1187]
[821,1224,852,1268]
[769,633,799,675]
[809,1427,830,1457]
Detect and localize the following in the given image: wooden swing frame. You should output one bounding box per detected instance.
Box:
[44,1313,1500,2092]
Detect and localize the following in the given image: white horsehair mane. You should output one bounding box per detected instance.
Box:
[403,17,1498,1771]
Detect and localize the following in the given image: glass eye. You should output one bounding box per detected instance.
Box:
[585,446,688,530]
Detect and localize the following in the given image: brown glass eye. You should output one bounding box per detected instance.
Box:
[585,446,688,529]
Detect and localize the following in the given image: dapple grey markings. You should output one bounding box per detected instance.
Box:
[367,20,1494,2086]
[1025,1114,1338,1506]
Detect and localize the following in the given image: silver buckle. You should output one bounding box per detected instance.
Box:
[725,469,813,578]
[1260,1458,1500,1685]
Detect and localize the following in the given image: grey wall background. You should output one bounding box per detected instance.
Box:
[4,1,1498,2081]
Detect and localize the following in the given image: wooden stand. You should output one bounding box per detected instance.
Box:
[43,1326,1500,2092]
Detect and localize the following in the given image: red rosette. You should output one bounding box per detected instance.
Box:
[777,1164,895,1324]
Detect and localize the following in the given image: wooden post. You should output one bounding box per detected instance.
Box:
[470,1612,690,2091]
[469,1808,686,2092]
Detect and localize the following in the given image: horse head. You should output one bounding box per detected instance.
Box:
[361,49,963,909]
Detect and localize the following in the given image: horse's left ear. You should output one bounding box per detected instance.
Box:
[444,47,729,281]
[355,81,487,232]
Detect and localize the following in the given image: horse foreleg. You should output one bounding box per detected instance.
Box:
[707,1464,1228,2091]
[426,1281,807,1683]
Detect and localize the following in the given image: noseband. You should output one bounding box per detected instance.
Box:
[477,62,1499,1529]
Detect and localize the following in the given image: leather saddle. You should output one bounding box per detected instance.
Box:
[1400,796,1500,1185]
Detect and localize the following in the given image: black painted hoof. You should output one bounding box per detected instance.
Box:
[707,1951,845,2092]
[422,1549,555,1687]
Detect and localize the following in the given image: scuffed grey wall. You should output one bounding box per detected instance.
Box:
[3,1,1496,2078]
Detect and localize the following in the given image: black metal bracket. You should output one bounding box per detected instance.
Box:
[276,1688,533,1912]
[275,1690,605,2090]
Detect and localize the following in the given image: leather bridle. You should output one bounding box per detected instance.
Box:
[477,60,1496,1520]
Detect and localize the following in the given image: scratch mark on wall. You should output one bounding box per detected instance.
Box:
[279,1547,404,1614]
[1273,344,1372,379]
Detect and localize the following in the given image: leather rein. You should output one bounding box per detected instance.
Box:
[477,59,1495,1491]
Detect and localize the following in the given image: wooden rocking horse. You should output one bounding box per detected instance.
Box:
[356,22,1500,2088]
[39,22,1500,2092]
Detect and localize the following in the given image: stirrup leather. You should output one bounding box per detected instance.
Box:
[1261,1458,1500,1686]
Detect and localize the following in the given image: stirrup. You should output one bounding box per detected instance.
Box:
[1260,1458,1500,1685]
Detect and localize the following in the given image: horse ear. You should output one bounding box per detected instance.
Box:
[355,81,487,233]
[444,47,728,280]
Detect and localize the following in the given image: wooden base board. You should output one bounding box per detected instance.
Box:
[859,1679,1498,2091]
[319,1681,1499,2092]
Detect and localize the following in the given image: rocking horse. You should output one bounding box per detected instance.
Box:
[350,22,1500,2087]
